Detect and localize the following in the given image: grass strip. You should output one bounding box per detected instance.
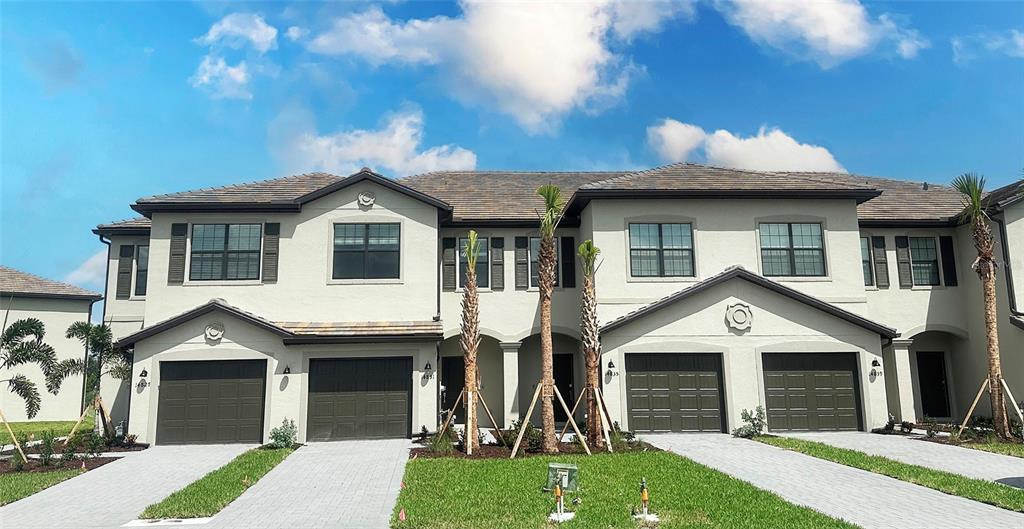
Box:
[392,450,855,529]
[758,435,1024,512]
[0,469,81,505]
[1,414,95,445]
[960,441,1024,459]
[140,447,293,519]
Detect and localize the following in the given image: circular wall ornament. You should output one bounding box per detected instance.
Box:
[725,303,753,331]
[357,191,376,208]
[205,322,225,343]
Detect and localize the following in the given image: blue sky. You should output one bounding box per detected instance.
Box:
[2,1,1022,296]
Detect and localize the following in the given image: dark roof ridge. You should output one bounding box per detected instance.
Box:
[136,171,340,202]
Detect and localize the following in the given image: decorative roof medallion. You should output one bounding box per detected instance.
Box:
[725,303,752,331]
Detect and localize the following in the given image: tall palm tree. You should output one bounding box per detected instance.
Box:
[460,231,481,453]
[578,239,604,449]
[1,316,73,419]
[537,184,564,454]
[952,172,1011,439]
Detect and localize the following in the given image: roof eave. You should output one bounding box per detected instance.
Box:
[115,300,292,348]
[0,290,102,302]
[858,218,961,228]
[566,188,882,216]
[282,333,443,345]
[295,169,453,212]
[93,226,152,236]
[130,202,303,217]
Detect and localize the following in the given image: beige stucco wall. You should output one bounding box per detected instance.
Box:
[600,276,888,432]
[0,296,91,422]
[142,181,440,324]
[127,310,437,444]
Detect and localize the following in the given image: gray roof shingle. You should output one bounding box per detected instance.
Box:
[0,266,102,301]
[983,179,1024,210]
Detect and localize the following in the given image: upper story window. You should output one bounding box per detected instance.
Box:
[333,223,400,280]
[190,224,262,281]
[909,237,940,286]
[860,237,873,286]
[628,223,695,277]
[759,222,826,277]
[459,237,489,288]
[529,237,559,288]
[135,245,149,296]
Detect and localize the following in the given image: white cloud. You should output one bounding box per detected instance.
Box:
[65,250,107,289]
[270,106,476,176]
[953,29,1024,64]
[285,26,308,42]
[306,1,691,133]
[714,0,928,67]
[189,55,251,100]
[197,13,278,53]
[646,119,845,172]
[647,119,706,162]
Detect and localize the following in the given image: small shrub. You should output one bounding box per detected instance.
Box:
[60,442,76,463]
[11,433,30,471]
[122,434,138,448]
[268,419,298,449]
[82,431,104,458]
[609,422,637,452]
[428,426,456,454]
[505,418,544,452]
[732,406,766,439]
[456,427,486,452]
[39,430,57,466]
[899,421,914,434]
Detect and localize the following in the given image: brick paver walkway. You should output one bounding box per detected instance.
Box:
[644,433,1024,529]
[785,431,1024,488]
[0,444,251,529]
[205,438,412,529]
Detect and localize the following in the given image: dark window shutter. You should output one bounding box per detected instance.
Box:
[168,223,188,284]
[490,237,505,290]
[262,223,280,283]
[514,236,529,290]
[871,236,890,289]
[442,237,456,291]
[560,236,576,288]
[115,245,134,299]
[895,236,913,288]
[939,236,958,287]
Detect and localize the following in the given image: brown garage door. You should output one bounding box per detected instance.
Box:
[626,353,725,433]
[156,360,266,445]
[307,357,412,441]
[763,353,862,431]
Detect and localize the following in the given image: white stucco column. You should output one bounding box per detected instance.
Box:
[890,339,917,423]
[500,341,521,426]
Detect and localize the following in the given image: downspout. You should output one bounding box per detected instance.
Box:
[85,234,112,416]
[79,298,97,414]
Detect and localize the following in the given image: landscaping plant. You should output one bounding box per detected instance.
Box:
[731,406,766,439]
[952,173,1013,440]
[268,418,297,449]
[59,322,132,435]
[577,239,604,450]
[460,230,482,453]
[38,429,57,466]
[536,184,564,454]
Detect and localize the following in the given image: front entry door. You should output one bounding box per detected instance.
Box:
[916,351,951,418]
[441,357,466,424]
[554,354,575,421]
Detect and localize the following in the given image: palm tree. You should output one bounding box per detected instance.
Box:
[578,239,604,449]
[1,317,72,419]
[952,172,1012,439]
[537,184,564,453]
[460,231,481,453]
[59,322,132,434]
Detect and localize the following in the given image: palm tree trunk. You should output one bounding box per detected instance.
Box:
[539,235,558,453]
[581,273,603,449]
[981,262,1011,439]
[461,268,480,453]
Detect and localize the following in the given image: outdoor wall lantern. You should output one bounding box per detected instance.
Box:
[136,369,149,390]
[871,360,881,367]
[423,362,434,380]
[283,365,291,374]
[606,360,619,378]
[870,359,883,378]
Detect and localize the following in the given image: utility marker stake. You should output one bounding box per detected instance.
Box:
[633,477,659,523]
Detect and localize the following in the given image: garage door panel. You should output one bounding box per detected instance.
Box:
[763,353,862,432]
[307,357,412,441]
[626,353,724,433]
[156,360,267,445]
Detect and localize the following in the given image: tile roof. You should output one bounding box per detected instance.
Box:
[0,266,102,301]
[784,172,965,224]
[600,266,897,338]
[580,163,878,192]
[400,170,627,223]
[94,217,153,235]
[983,179,1024,210]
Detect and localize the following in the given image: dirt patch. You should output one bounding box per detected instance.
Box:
[0,456,118,475]
[2,443,149,456]
[410,441,661,460]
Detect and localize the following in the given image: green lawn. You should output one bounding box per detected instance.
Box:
[0,469,82,505]
[140,447,293,519]
[758,436,1024,512]
[1,414,94,445]
[961,441,1024,459]
[392,451,856,529]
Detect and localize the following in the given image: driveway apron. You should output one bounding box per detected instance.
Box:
[644,433,1024,529]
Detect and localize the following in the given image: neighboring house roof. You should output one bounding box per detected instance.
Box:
[129,168,451,216]
[600,266,898,338]
[983,179,1024,211]
[400,170,627,225]
[0,266,102,301]
[787,172,965,226]
[93,217,153,236]
[115,298,443,348]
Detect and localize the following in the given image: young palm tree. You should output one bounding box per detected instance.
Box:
[1,317,72,419]
[460,231,481,453]
[578,239,604,449]
[537,184,565,454]
[59,322,132,434]
[952,172,1012,439]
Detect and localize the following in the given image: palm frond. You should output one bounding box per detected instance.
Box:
[578,240,601,277]
[1,318,45,350]
[537,184,565,237]
[45,358,85,394]
[5,374,41,419]
[463,230,480,270]
[951,172,988,223]
[4,340,57,371]
[105,355,133,381]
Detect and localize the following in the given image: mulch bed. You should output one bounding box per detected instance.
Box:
[0,456,118,475]
[410,441,661,460]
[2,443,149,456]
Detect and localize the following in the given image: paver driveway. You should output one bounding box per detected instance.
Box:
[0,444,251,529]
[645,433,1024,529]
[784,431,1024,488]
[205,438,412,529]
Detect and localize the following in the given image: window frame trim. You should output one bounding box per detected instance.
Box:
[756,220,828,279]
[456,235,491,290]
[528,235,561,290]
[859,236,874,288]
[330,221,403,282]
[627,222,696,279]
[908,235,942,287]
[132,243,150,298]
[187,223,264,282]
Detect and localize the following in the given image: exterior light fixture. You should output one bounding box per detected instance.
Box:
[608,360,615,370]
[139,369,148,378]
[423,361,435,380]
[136,369,149,390]
[871,360,881,368]
[606,360,619,378]
[283,366,291,374]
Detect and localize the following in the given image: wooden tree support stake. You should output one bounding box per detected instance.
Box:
[1000,378,1024,425]
[510,383,543,458]
[437,389,465,440]
[958,378,991,437]
[63,401,93,447]
[596,388,615,452]
[557,390,587,442]
[475,391,507,447]
[553,385,590,455]
[465,390,474,456]
[0,406,27,463]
